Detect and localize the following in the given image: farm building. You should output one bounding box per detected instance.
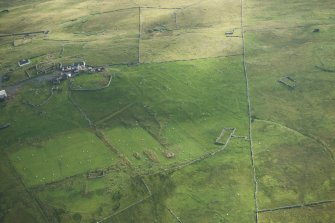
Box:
[0,90,7,100]
[74,61,86,71]
[18,59,30,67]
[60,61,86,73]
[225,31,234,36]
[52,61,104,84]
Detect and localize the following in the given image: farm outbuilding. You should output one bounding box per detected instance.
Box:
[225,31,233,35]
[18,59,30,67]
[74,61,86,71]
[0,90,7,100]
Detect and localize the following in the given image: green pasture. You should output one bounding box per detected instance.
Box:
[0,81,86,147]
[140,0,242,62]
[0,0,335,222]
[103,126,165,163]
[71,72,110,90]
[245,1,335,220]
[20,82,53,105]
[253,120,335,209]
[164,140,254,223]
[36,171,149,222]
[109,139,254,223]
[72,57,249,172]
[73,57,248,128]
[258,203,335,223]
[9,129,115,186]
[102,117,233,174]
[245,0,335,29]
[0,38,61,67]
[245,25,335,154]
[0,152,46,223]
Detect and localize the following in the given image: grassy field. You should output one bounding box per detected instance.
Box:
[9,129,116,186]
[70,72,110,90]
[109,140,254,223]
[245,25,335,152]
[36,171,149,222]
[253,120,335,209]
[72,57,249,173]
[0,151,46,223]
[245,0,335,219]
[72,57,248,126]
[0,81,86,146]
[140,0,243,62]
[258,203,335,223]
[245,0,335,29]
[1,0,335,222]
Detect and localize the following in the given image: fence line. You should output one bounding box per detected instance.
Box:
[258,199,335,213]
[22,88,55,108]
[315,65,335,73]
[0,30,47,37]
[90,5,182,17]
[138,7,141,64]
[167,207,183,223]
[140,54,243,65]
[93,128,120,154]
[4,153,51,222]
[255,119,335,163]
[240,0,259,222]
[140,128,236,177]
[70,74,112,91]
[245,22,335,32]
[96,103,135,125]
[97,178,152,223]
[67,83,93,126]
[140,6,182,10]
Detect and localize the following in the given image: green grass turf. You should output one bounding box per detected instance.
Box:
[246,25,335,153]
[9,129,115,186]
[1,0,334,222]
[72,57,249,173]
[36,171,149,222]
[244,24,335,211]
[71,72,110,90]
[73,57,248,130]
[258,203,335,223]
[0,81,87,147]
[3,55,251,223]
[0,152,46,223]
[253,120,335,209]
[20,82,53,105]
[245,0,335,29]
[140,0,243,63]
[109,140,255,223]
[103,125,165,163]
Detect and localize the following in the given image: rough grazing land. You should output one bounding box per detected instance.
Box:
[0,0,334,222]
